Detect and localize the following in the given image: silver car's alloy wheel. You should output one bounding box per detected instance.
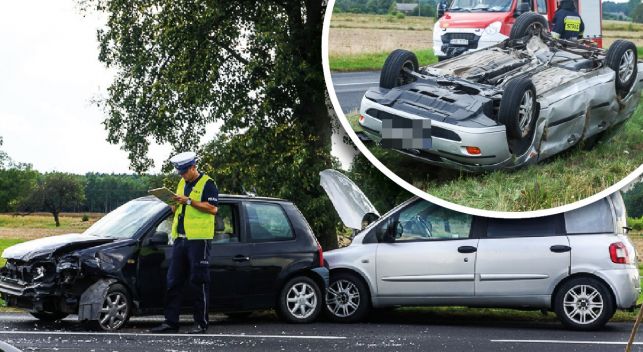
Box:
[619,48,635,83]
[286,282,317,319]
[99,292,129,330]
[326,279,361,318]
[563,284,604,325]
[518,90,534,137]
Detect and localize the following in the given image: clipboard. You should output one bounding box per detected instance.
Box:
[148,187,178,205]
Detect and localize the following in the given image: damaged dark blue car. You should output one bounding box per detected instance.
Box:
[0,196,328,330]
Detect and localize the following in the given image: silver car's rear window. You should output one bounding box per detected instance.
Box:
[564,198,613,234]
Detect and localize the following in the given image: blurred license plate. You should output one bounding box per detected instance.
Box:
[451,39,469,45]
[380,117,432,150]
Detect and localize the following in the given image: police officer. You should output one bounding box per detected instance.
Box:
[551,0,585,40]
[151,151,219,334]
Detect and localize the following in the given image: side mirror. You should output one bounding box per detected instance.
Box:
[377,220,403,243]
[515,3,530,16]
[148,231,169,246]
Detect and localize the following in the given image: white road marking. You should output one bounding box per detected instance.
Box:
[333,81,378,86]
[0,330,346,340]
[492,339,642,345]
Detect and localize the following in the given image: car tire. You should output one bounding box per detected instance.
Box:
[605,40,638,98]
[380,49,419,89]
[498,77,537,140]
[277,276,322,323]
[30,311,69,322]
[92,283,132,331]
[324,272,370,323]
[509,12,549,40]
[554,277,615,331]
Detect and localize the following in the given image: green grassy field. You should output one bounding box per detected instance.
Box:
[330,49,437,72]
[331,47,643,72]
[347,97,643,211]
[0,214,98,230]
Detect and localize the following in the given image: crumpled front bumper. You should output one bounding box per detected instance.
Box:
[0,277,78,313]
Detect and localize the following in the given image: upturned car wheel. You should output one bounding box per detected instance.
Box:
[277,276,321,323]
[380,49,419,89]
[605,40,638,98]
[498,77,537,141]
[324,272,370,323]
[509,12,549,40]
[30,311,69,322]
[96,283,131,331]
[554,277,615,331]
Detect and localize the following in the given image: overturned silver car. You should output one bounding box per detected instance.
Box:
[358,13,641,171]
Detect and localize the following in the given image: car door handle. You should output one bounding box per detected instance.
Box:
[458,246,477,253]
[550,245,571,253]
[232,255,250,262]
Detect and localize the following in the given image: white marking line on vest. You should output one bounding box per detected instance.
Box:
[0,330,346,340]
[491,339,642,345]
[333,81,378,86]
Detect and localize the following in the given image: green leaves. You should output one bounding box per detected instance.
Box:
[83,0,338,246]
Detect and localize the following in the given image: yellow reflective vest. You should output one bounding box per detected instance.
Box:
[171,175,215,240]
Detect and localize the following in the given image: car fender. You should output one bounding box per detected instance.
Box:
[328,263,379,306]
[274,259,323,290]
[77,278,118,321]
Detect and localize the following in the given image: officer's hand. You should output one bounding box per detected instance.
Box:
[173,195,189,204]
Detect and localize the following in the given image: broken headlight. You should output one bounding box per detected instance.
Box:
[30,262,55,282]
[56,259,80,285]
[32,266,46,281]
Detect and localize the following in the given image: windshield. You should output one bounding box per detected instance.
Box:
[449,0,513,12]
[84,199,167,239]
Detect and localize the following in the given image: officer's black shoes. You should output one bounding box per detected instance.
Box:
[187,324,208,334]
[150,322,179,333]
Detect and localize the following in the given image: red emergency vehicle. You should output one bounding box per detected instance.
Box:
[433,0,603,59]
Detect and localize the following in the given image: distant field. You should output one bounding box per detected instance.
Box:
[329,13,643,66]
[0,213,100,240]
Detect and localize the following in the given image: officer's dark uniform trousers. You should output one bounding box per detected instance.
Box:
[164,237,211,328]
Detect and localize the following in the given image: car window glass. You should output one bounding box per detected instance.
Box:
[213,204,240,244]
[396,200,472,241]
[245,202,294,242]
[536,0,547,14]
[487,216,559,238]
[84,199,167,239]
[565,199,614,234]
[156,217,172,235]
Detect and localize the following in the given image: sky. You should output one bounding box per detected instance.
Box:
[0,1,355,174]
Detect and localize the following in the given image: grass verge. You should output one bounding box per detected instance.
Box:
[329,49,437,72]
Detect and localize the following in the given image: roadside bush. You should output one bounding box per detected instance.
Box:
[396,12,405,19]
[81,213,89,222]
[628,217,643,231]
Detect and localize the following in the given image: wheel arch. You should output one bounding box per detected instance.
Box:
[550,272,617,310]
[329,267,376,307]
[275,268,326,307]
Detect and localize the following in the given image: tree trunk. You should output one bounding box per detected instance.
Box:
[52,211,60,227]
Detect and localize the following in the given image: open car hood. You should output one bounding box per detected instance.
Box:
[1,233,114,261]
[320,169,380,231]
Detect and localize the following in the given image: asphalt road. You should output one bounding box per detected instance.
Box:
[330,71,378,114]
[1,311,643,351]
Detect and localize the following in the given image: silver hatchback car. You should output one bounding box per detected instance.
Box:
[320,170,640,330]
